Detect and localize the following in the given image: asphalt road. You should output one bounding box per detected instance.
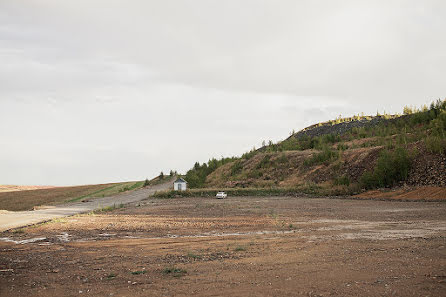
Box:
[0,180,173,232]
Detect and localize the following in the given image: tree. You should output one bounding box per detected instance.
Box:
[160,171,164,179]
[143,178,149,187]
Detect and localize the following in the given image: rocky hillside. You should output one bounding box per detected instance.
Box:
[185,99,446,194]
[289,115,401,139]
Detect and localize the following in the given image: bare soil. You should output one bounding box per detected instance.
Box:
[0,183,132,211]
[356,186,446,201]
[0,185,57,193]
[1,196,445,297]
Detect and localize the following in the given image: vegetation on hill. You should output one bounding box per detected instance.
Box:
[183,99,446,193]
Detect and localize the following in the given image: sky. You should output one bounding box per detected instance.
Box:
[1,0,445,186]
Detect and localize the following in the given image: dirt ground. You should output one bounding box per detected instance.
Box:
[0,184,119,211]
[1,196,445,297]
[355,186,446,201]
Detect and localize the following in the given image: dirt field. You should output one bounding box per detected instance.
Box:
[0,185,57,193]
[1,196,445,296]
[0,182,142,211]
[356,186,446,201]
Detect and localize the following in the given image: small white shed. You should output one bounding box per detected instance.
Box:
[173,178,187,191]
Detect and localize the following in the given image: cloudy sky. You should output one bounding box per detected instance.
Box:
[1,0,445,185]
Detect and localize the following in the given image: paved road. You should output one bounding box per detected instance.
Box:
[0,180,173,232]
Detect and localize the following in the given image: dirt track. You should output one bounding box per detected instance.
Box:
[1,196,445,296]
[0,181,172,232]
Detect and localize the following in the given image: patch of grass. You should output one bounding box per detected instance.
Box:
[333,176,350,186]
[234,245,246,252]
[425,135,446,155]
[187,252,201,260]
[68,184,121,202]
[93,203,125,214]
[163,267,187,277]
[131,270,146,275]
[12,228,25,234]
[153,185,332,199]
[230,160,244,176]
[107,273,117,279]
[256,155,272,169]
[304,147,339,167]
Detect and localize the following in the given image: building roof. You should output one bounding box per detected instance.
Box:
[174,177,187,183]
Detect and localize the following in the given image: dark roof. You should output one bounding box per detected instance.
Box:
[174,178,187,183]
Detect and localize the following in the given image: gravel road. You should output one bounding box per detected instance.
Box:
[0,180,173,232]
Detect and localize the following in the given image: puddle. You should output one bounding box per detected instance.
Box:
[0,237,47,244]
[98,233,116,237]
[56,232,71,242]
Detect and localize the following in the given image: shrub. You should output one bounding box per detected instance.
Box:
[277,153,288,164]
[334,176,350,186]
[337,143,349,150]
[143,179,150,187]
[256,155,271,169]
[360,147,412,189]
[425,135,446,155]
[230,160,244,176]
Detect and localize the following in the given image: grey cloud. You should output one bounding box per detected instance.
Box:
[0,0,444,185]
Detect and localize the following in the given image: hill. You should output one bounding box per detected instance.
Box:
[182,99,446,197]
[0,180,146,211]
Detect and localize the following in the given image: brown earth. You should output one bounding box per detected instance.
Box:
[0,183,121,211]
[206,146,383,188]
[355,186,446,201]
[1,196,445,296]
[0,185,57,193]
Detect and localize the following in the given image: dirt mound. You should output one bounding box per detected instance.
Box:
[355,186,446,201]
[206,146,384,188]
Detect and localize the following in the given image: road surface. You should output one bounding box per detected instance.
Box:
[0,180,173,232]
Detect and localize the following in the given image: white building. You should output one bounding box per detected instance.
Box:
[173,178,187,191]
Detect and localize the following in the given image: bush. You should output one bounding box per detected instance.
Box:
[334,176,350,186]
[360,147,413,189]
[425,135,446,155]
[256,155,271,169]
[230,160,244,176]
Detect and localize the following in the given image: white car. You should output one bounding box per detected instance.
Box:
[216,191,227,199]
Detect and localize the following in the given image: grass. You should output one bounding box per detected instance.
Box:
[334,176,350,186]
[234,246,246,252]
[107,273,117,279]
[91,203,125,214]
[163,267,187,277]
[68,184,122,202]
[131,270,146,275]
[187,252,201,260]
[304,147,339,167]
[152,183,329,199]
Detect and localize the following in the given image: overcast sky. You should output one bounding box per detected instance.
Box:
[1,0,445,185]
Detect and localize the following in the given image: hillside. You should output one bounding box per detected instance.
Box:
[184,99,446,196]
[0,180,146,211]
